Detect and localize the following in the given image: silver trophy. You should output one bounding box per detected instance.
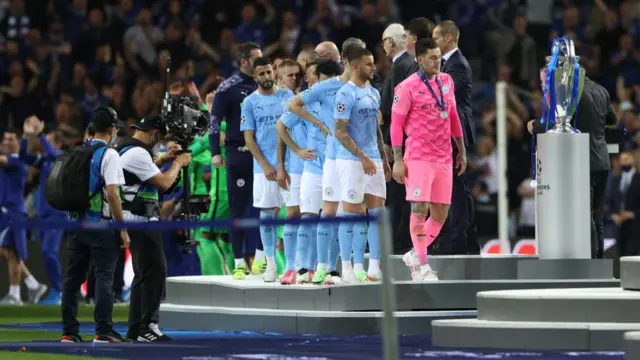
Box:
[544,37,585,133]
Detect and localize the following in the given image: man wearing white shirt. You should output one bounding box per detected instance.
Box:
[116,115,191,342]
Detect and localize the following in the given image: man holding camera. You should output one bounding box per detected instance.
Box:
[116,115,192,342]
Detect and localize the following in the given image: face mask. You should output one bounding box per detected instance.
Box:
[622,164,633,173]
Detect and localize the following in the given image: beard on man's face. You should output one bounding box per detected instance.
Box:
[259,79,274,89]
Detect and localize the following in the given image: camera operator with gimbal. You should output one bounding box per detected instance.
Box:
[115,115,192,342]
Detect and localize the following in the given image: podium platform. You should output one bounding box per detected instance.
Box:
[159,255,617,335]
[432,256,640,351]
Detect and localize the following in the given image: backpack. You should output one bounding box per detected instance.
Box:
[45,142,107,212]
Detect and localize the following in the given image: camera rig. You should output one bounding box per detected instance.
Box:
[161,57,210,252]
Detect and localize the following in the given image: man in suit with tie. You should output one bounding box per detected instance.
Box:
[379,23,419,253]
[610,152,640,257]
[431,20,478,254]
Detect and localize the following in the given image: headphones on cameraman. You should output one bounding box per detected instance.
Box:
[93,106,120,127]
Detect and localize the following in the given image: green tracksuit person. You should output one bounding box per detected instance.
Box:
[191,122,234,275]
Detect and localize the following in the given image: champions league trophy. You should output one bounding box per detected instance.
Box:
[535,37,591,260]
[544,38,585,133]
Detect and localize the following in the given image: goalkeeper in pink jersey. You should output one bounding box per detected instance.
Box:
[390,38,467,281]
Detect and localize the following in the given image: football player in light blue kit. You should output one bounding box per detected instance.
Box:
[241,57,295,282]
[334,47,391,284]
[277,60,342,284]
[289,40,367,285]
[273,59,309,284]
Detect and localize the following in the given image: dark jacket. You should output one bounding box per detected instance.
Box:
[533,77,617,171]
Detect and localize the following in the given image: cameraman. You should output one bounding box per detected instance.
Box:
[116,115,191,342]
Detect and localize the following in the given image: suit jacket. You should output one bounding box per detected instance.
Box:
[609,172,640,225]
[380,51,418,144]
[533,77,617,171]
[441,49,475,147]
[609,173,640,231]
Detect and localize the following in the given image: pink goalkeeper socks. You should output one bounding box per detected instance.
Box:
[410,214,427,265]
[424,217,444,248]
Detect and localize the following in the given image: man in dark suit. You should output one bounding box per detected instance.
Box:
[528,74,618,258]
[379,23,420,253]
[378,21,430,253]
[404,17,435,57]
[609,152,640,257]
[431,20,478,254]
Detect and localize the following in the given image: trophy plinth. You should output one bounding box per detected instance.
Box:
[536,36,591,260]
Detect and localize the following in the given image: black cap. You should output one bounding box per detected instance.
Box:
[89,106,124,131]
[130,114,166,132]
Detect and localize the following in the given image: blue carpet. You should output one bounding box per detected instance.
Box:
[0,323,625,359]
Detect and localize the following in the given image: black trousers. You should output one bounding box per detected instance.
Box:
[386,180,412,254]
[226,149,262,259]
[62,229,119,334]
[617,222,640,257]
[87,247,126,300]
[128,229,167,333]
[591,170,609,259]
[430,145,479,254]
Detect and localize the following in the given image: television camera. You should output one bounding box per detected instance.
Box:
[161,57,210,252]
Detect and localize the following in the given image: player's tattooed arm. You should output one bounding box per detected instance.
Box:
[276,136,287,170]
[410,202,429,216]
[376,126,387,162]
[392,146,403,162]
[335,119,364,159]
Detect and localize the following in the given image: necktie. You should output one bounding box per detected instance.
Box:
[441,58,446,68]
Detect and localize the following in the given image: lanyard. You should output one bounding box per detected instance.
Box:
[417,71,445,111]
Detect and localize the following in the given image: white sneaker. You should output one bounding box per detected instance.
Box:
[296,271,311,284]
[402,250,420,280]
[263,266,277,282]
[0,294,23,305]
[417,265,439,281]
[341,266,359,284]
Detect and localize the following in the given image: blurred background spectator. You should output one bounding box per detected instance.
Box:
[0,0,638,256]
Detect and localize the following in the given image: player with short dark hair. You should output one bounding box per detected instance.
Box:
[334,48,390,283]
[241,57,295,282]
[391,37,467,281]
[209,42,268,277]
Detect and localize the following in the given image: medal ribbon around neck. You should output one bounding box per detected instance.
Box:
[417,71,446,117]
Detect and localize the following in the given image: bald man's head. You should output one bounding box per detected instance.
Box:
[315,41,340,62]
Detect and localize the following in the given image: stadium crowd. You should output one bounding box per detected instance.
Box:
[0,0,637,308]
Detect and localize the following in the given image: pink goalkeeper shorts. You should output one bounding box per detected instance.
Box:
[405,160,453,204]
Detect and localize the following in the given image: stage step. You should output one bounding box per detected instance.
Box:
[476,288,640,323]
[159,303,476,335]
[621,256,640,290]
[375,255,612,281]
[166,275,619,312]
[432,318,640,351]
[624,331,640,359]
[433,285,640,350]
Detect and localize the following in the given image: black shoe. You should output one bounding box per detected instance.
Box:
[137,324,172,342]
[126,327,139,340]
[94,329,132,343]
[61,333,83,343]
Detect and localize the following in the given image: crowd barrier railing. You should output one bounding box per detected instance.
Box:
[0,210,399,360]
